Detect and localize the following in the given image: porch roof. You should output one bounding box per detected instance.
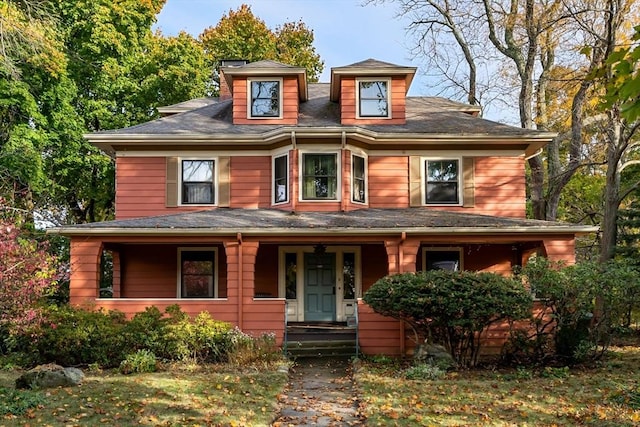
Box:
[50,208,597,237]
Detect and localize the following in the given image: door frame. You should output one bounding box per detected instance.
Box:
[278,245,361,322]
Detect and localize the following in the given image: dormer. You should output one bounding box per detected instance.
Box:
[330,59,416,125]
[220,60,308,125]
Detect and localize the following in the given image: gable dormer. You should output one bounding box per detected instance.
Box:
[220,60,307,125]
[330,59,416,125]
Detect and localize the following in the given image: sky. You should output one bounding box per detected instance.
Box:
[154,0,428,95]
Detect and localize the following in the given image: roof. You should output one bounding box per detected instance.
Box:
[50,208,597,237]
[86,82,554,156]
[220,59,308,101]
[157,97,219,116]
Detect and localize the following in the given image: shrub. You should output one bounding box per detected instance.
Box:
[122,306,170,357]
[363,270,532,368]
[119,349,157,374]
[164,311,232,362]
[226,330,281,366]
[0,387,45,416]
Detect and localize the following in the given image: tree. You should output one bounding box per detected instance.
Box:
[0,215,60,335]
[200,4,324,93]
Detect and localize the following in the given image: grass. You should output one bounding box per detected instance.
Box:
[0,363,288,426]
[356,346,640,426]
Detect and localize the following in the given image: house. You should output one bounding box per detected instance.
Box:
[50,59,595,356]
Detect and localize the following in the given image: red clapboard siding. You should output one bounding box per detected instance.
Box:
[230,156,271,208]
[232,77,299,125]
[368,156,409,208]
[341,76,406,125]
[92,299,238,324]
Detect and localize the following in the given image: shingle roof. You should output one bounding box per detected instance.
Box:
[52,208,596,236]
[94,83,544,138]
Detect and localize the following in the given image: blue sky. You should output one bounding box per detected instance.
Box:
[155,0,429,95]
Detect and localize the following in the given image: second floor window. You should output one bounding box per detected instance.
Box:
[425,159,460,205]
[251,80,280,117]
[358,80,389,117]
[302,153,338,200]
[182,160,215,204]
[273,154,288,203]
[352,154,366,203]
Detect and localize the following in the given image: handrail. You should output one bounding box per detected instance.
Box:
[355,300,360,358]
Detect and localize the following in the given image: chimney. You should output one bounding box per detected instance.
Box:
[219,59,249,101]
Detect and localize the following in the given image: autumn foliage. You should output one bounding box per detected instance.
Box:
[0,221,59,334]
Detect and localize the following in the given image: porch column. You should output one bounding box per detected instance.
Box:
[384,240,400,274]
[542,237,576,265]
[112,250,121,298]
[224,237,260,331]
[69,238,103,304]
[224,239,241,327]
[399,238,421,273]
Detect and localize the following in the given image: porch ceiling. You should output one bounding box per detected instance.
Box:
[49,208,597,237]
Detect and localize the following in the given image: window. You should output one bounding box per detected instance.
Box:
[182,160,215,205]
[358,80,389,117]
[250,79,281,117]
[179,249,217,298]
[302,153,338,200]
[285,252,297,299]
[352,154,366,203]
[425,159,460,205]
[343,252,356,299]
[273,154,288,204]
[423,248,462,271]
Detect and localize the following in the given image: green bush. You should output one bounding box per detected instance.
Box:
[31,306,127,367]
[119,349,157,374]
[122,306,170,357]
[164,311,233,363]
[363,270,532,368]
[226,330,281,366]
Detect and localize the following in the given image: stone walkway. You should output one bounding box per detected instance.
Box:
[272,357,364,426]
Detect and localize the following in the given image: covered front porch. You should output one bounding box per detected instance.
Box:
[55,208,593,356]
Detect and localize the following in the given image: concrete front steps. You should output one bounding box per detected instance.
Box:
[284,322,357,358]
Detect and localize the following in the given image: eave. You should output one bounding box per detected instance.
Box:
[221,66,308,101]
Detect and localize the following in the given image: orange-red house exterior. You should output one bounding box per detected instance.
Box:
[51,59,595,356]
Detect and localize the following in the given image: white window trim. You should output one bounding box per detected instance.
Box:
[350,153,368,205]
[299,150,342,202]
[421,156,463,207]
[247,77,284,119]
[272,153,289,205]
[356,77,392,119]
[177,247,219,299]
[422,247,464,272]
[178,157,218,206]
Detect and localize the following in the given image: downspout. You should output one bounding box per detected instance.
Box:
[237,232,243,330]
[291,131,297,213]
[525,147,543,160]
[399,232,406,357]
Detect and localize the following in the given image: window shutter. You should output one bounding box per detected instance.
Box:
[462,157,475,207]
[409,156,422,207]
[166,157,178,207]
[218,156,230,207]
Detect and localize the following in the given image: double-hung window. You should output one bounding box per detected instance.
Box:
[179,249,217,298]
[352,154,366,203]
[182,160,215,205]
[358,79,390,118]
[273,154,288,204]
[250,79,281,118]
[302,153,338,200]
[424,158,460,205]
[423,248,462,271]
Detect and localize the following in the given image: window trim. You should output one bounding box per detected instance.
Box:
[177,247,219,299]
[299,150,342,202]
[351,153,367,204]
[247,77,283,119]
[356,78,392,119]
[421,157,463,206]
[422,247,464,272]
[178,158,217,206]
[272,153,289,205]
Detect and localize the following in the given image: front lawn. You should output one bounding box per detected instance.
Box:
[357,346,640,426]
[0,364,287,426]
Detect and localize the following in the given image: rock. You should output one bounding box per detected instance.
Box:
[414,343,457,369]
[15,364,84,390]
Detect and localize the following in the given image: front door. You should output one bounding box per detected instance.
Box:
[304,252,336,321]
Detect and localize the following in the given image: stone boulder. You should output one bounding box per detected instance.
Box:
[15,364,84,390]
[414,343,457,369]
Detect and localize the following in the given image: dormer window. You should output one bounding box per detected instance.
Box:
[249,78,282,118]
[357,79,390,118]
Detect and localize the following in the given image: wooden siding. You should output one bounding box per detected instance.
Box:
[361,244,390,293]
[340,76,406,125]
[232,76,299,125]
[254,244,279,297]
[229,156,271,208]
[368,156,410,207]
